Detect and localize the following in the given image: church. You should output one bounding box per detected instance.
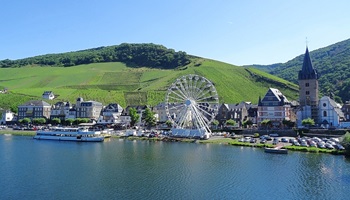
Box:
[296,47,345,128]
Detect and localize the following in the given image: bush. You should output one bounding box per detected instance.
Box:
[253,133,260,138]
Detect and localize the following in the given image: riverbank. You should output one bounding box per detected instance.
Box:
[1,130,345,155]
[200,137,344,154]
[116,135,345,155]
[0,130,35,136]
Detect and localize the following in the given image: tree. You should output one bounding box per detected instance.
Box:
[225,119,236,126]
[260,119,271,129]
[165,120,172,127]
[65,118,75,126]
[81,118,90,123]
[20,117,31,125]
[32,118,46,125]
[75,118,90,125]
[143,108,156,129]
[129,108,139,127]
[302,118,315,127]
[51,118,61,125]
[211,119,219,129]
[341,132,350,156]
[282,119,294,128]
[242,119,253,128]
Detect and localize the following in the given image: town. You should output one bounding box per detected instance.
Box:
[1,47,350,135]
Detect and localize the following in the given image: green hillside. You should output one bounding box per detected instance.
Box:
[0,58,298,112]
[251,38,350,103]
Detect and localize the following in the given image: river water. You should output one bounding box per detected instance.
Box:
[1,135,350,200]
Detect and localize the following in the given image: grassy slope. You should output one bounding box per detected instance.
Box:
[0,59,298,110]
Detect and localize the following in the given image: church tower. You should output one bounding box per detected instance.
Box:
[298,47,319,124]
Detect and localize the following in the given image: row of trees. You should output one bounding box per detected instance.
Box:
[18,117,91,126]
[0,43,191,69]
[16,108,157,129]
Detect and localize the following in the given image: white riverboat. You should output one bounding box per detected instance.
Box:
[34,127,104,142]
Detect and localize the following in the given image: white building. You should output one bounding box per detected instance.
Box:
[1,110,15,125]
[119,113,131,127]
[75,97,103,120]
[98,103,123,124]
[319,96,344,128]
[50,102,72,121]
[42,91,55,100]
[153,102,168,123]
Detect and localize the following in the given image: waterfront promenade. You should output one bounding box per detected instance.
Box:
[0,128,346,155]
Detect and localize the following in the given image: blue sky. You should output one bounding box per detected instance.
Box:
[1,0,349,65]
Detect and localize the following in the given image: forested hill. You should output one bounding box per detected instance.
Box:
[250,38,350,103]
[0,43,191,69]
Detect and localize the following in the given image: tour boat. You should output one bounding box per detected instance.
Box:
[34,127,104,142]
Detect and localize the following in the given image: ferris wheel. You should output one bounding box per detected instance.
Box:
[165,74,219,138]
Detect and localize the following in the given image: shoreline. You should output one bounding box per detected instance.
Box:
[1,130,345,155]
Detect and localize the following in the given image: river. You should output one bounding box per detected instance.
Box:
[1,135,350,200]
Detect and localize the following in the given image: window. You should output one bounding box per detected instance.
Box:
[323,111,327,117]
[323,103,326,107]
[305,83,309,87]
[306,91,310,95]
[274,112,282,116]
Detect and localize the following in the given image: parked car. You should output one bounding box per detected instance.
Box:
[272,138,279,145]
[327,141,337,146]
[312,137,322,143]
[281,138,289,143]
[325,143,334,149]
[335,144,345,150]
[330,138,340,143]
[309,141,317,148]
[264,135,272,141]
[244,137,251,143]
[260,139,267,144]
[249,138,257,143]
[300,141,309,147]
[293,141,301,146]
[289,138,296,143]
[317,142,326,149]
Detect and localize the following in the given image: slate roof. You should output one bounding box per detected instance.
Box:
[298,47,319,80]
[326,96,345,119]
[42,91,53,95]
[103,103,123,112]
[19,100,51,107]
[259,88,289,106]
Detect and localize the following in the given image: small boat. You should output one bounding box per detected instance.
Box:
[264,146,288,154]
[34,127,104,142]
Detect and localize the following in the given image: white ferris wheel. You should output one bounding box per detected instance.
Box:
[165,74,219,138]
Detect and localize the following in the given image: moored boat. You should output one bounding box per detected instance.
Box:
[34,127,104,142]
[264,147,288,154]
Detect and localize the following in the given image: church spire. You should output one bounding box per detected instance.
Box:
[298,47,318,80]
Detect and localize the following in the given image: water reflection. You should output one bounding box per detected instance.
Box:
[0,137,350,200]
